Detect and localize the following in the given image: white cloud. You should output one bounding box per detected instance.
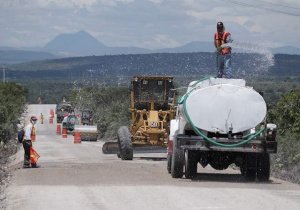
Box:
[148,0,164,4]
[153,34,180,48]
[0,0,300,48]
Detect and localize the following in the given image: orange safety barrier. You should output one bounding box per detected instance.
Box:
[30,147,40,165]
[62,128,67,139]
[56,124,61,135]
[74,131,81,144]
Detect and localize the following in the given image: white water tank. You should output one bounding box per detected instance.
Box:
[180,78,266,134]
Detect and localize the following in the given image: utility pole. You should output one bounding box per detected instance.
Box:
[2,65,5,83]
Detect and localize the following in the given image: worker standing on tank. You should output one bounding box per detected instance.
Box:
[23,116,37,168]
[214,22,233,78]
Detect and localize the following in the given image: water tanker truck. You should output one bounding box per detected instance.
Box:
[168,77,277,181]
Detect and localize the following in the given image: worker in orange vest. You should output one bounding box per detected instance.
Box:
[40,113,44,124]
[23,116,38,168]
[214,22,233,78]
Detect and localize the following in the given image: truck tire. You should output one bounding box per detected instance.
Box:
[167,154,172,174]
[171,137,184,178]
[117,126,133,160]
[257,153,270,181]
[243,153,257,181]
[184,150,198,179]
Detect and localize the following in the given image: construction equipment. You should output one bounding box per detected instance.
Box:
[56,103,73,123]
[81,109,93,125]
[102,76,177,159]
[62,114,79,133]
[168,77,277,181]
[74,125,98,141]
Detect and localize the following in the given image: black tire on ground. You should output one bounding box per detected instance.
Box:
[167,154,172,174]
[117,126,133,160]
[243,153,257,181]
[257,153,270,182]
[184,150,198,179]
[171,137,184,178]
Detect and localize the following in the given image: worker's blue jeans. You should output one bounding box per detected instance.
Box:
[216,53,232,78]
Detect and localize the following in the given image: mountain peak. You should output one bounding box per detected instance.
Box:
[44,31,106,55]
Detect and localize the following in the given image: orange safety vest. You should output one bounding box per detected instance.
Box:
[215,31,231,55]
[31,126,36,141]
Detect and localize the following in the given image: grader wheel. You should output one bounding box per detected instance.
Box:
[117,126,133,160]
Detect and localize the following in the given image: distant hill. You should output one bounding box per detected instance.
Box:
[1,31,300,64]
[7,53,300,81]
[158,41,214,53]
[271,46,300,55]
[44,31,106,56]
[44,31,150,56]
[0,49,57,64]
[42,31,300,55]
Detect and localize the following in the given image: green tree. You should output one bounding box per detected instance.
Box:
[268,91,300,183]
[269,91,300,136]
[0,83,26,143]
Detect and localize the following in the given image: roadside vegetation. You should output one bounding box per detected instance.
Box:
[70,85,130,140]
[268,91,300,183]
[0,82,26,193]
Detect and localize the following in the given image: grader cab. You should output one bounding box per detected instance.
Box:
[102,76,177,160]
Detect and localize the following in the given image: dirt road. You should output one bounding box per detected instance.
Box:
[3,104,300,210]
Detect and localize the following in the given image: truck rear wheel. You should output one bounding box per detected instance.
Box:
[167,154,172,174]
[184,150,198,179]
[171,138,184,178]
[257,153,270,181]
[117,126,133,160]
[243,154,257,181]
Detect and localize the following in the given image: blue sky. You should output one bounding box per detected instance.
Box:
[0,0,299,49]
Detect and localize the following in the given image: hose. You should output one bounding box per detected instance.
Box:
[181,77,265,148]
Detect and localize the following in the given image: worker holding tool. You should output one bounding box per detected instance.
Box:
[40,113,44,124]
[214,22,233,78]
[23,116,38,168]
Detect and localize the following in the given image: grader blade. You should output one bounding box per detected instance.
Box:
[102,142,167,154]
[102,142,119,154]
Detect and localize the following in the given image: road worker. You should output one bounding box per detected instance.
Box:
[23,116,37,168]
[214,22,233,78]
[40,113,44,124]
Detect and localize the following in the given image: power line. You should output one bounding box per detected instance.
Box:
[255,0,300,10]
[219,0,300,17]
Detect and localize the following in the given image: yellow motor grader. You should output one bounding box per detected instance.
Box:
[102,76,177,160]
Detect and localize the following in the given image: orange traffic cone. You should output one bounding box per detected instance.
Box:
[74,131,81,144]
[50,109,54,116]
[62,128,67,139]
[56,124,61,135]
